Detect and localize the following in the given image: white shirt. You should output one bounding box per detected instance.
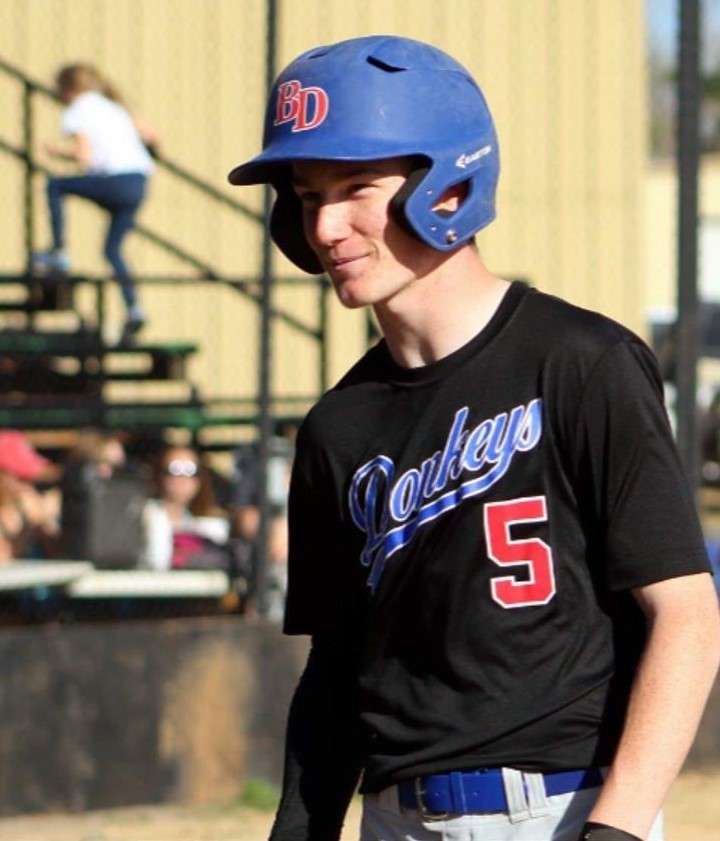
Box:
[62,91,154,176]
[139,499,230,571]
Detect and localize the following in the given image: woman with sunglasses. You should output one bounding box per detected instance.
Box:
[140,445,229,571]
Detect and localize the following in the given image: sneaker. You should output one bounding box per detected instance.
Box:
[118,314,146,344]
[31,250,71,275]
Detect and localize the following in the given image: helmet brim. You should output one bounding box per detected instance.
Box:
[228,155,280,186]
[228,140,428,186]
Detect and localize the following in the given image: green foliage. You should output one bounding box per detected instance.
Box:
[704,71,720,101]
[237,778,281,811]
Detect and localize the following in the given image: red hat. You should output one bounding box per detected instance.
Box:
[0,431,51,481]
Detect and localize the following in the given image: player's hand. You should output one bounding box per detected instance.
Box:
[579,822,643,841]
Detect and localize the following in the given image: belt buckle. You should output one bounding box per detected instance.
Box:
[414,777,449,820]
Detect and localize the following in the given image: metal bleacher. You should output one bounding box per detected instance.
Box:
[0,56,331,452]
[0,269,232,436]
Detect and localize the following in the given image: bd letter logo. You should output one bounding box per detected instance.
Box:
[274,80,329,132]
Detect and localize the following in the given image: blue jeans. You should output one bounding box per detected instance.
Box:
[46,172,148,310]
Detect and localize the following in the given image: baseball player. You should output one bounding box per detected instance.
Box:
[228,35,720,841]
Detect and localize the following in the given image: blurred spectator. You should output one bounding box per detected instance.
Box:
[0,431,61,562]
[59,429,148,567]
[140,445,231,571]
[33,62,159,343]
[231,430,294,620]
[65,428,130,479]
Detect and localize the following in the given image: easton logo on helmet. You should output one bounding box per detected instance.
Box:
[456,145,492,169]
[273,80,329,132]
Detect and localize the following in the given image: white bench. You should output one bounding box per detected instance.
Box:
[0,561,230,599]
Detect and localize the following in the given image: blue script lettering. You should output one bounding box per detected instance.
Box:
[348,399,543,590]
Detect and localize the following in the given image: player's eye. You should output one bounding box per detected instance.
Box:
[349,182,373,195]
[295,190,320,206]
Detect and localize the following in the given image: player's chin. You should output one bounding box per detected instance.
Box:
[330,279,373,310]
[336,296,368,311]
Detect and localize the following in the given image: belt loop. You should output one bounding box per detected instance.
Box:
[523,771,551,818]
[501,767,530,823]
[449,771,467,812]
[376,786,402,814]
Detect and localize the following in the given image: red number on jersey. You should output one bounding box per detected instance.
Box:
[484,496,556,608]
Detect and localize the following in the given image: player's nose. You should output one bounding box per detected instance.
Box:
[309,201,352,248]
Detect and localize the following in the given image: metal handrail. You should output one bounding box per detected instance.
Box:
[0,54,330,387]
[0,56,263,225]
[0,134,322,340]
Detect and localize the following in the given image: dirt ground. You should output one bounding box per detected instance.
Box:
[0,769,718,841]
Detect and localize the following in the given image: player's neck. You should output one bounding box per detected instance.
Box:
[375,250,510,369]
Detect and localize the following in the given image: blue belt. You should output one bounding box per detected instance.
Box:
[397,768,604,816]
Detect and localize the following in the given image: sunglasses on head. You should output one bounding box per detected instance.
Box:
[164,459,199,477]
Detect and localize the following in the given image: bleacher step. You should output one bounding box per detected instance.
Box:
[0,272,77,312]
[0,399,255,432]
[0,330,198,382]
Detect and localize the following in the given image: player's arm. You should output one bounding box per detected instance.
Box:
[268,632,363,841]
[584,571,720,840]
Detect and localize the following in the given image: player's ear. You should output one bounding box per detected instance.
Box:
[432,181,469,214]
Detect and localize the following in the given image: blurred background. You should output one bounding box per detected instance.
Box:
[0,0,719,831]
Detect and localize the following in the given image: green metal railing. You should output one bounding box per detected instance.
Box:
[0,53,331,397]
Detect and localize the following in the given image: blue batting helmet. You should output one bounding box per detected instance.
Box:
[228,35,500,274]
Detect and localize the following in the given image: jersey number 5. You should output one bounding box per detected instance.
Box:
[483,496,556,608]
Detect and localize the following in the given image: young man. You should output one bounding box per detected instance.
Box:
[228,36,720,841]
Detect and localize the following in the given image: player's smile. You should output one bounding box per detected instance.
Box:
[327,252,370,277]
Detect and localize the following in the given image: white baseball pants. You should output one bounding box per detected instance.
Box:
[360,768,664,841]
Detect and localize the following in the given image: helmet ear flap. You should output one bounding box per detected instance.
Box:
[390,164,476,251]
[389,165,432,241]
[269,185,324,275]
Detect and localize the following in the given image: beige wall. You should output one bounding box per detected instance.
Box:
[645,156,720,311]
[0,0,648,416]
[645,156,720,395]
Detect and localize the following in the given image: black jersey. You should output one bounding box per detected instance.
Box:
[284,281,710,792]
